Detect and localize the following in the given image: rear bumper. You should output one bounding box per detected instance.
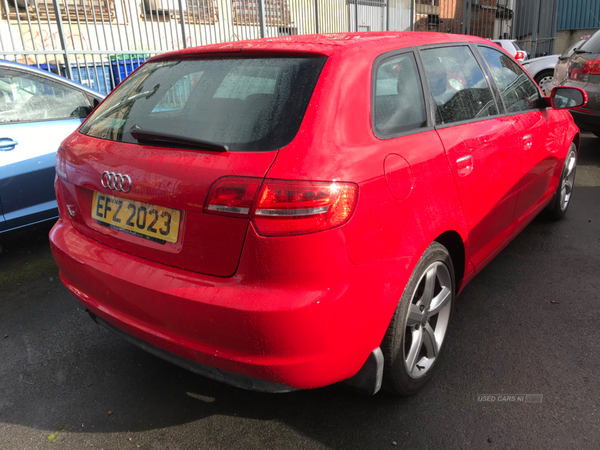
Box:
[50,219,407,390]
[93,312,294,392]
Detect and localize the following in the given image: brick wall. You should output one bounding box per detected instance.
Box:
[555,28,598,54]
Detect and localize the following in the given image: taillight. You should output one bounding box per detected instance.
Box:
[515,51,526,61]
[205,177,358,236]
[582,59,600,75]
[55,147,68,182]
[253,180,358,237]
[204,176,262,218]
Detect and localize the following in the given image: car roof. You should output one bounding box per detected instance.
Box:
[150,31,496,63]
[0,59,104,97]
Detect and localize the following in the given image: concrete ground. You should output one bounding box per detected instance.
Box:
[1,134,599,450]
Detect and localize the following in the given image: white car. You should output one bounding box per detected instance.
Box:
[491,39,528,62]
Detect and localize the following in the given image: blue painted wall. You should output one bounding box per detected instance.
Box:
[557,0,600,30]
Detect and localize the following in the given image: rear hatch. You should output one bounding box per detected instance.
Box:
[563,30,600,96]
[554,37,589,85]
[59,55,326,277]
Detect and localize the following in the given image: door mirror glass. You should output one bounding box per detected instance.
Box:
[550,87,587,110]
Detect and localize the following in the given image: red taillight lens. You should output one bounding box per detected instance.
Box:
[252,180,358,237]
[515,51,526,61]
[582,59,600,75]
[204,176,262,218]
[55,147,68,181]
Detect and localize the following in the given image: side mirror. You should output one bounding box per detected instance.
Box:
[549,87,588,110]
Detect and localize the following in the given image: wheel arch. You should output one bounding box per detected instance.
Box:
[573,132,581,153]
[434,230,466,293]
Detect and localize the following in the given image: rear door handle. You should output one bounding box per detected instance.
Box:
[523,134,533,151]
[456,155,473,177]
[0,138,19,151]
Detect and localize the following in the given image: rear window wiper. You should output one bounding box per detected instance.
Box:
[98,85,161,119]
[573,48,591,54]
[129,124,229,152]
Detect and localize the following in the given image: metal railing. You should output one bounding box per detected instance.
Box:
[1,0,553,94]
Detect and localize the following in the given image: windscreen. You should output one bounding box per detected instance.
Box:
[80,57,326,152]
[580,30,600,54]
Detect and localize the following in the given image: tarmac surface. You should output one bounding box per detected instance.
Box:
[1,133,599,450]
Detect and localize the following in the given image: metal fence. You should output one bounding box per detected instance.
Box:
[0,0,556,94]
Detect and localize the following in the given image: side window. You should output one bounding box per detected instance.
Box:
[373,53,427,137]
[420,46,498,125]
[0,68,90,124]
[479,46,540,113]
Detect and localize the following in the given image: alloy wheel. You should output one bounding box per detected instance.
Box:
[403,261,452,379]
[560,150,577,212]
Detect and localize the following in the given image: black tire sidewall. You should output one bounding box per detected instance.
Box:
[382,242,455,396]
[534,69,554,85]
[546,144,577,220]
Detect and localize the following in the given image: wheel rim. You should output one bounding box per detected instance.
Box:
[403,261,452,379]
[560,150,577,212]
[537,75,553,94]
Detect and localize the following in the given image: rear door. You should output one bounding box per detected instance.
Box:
[419,44,521,269]
[0,66,93,231]
[478,45,556,222]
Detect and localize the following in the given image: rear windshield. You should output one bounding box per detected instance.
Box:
[80,57,326,152]
[580,30,600,54]
[562,39,586,58]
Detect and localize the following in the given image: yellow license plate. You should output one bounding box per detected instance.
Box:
[92,191,181,244]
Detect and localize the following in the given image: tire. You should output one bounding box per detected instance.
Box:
[545,143,577,221]
[381,242,455,396]
[534,70,554,95]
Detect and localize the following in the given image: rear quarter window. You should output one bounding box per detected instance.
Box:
[373,53,427,137]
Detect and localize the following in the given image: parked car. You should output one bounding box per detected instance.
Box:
[521,39,587,94]
[0,60,103,233]
[550,29,600,137]
[491,39,528,62]
[50,32,584,396]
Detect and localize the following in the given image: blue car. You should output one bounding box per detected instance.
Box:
[0,60,104,233]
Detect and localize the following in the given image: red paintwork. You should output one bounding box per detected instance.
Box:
[50,32,581,390]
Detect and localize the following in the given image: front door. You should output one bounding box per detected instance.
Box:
[0,67,92,231]
[478,45,556,222]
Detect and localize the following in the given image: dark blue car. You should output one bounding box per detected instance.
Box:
[0,60,104,233]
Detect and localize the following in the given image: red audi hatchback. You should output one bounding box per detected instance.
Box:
[50,32,586,396]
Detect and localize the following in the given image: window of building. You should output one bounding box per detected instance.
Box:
[3,0,116,23]
[179,0,218,24]
[231,0,291,27]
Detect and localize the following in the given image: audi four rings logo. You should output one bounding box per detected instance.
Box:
[101,171,132,193]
